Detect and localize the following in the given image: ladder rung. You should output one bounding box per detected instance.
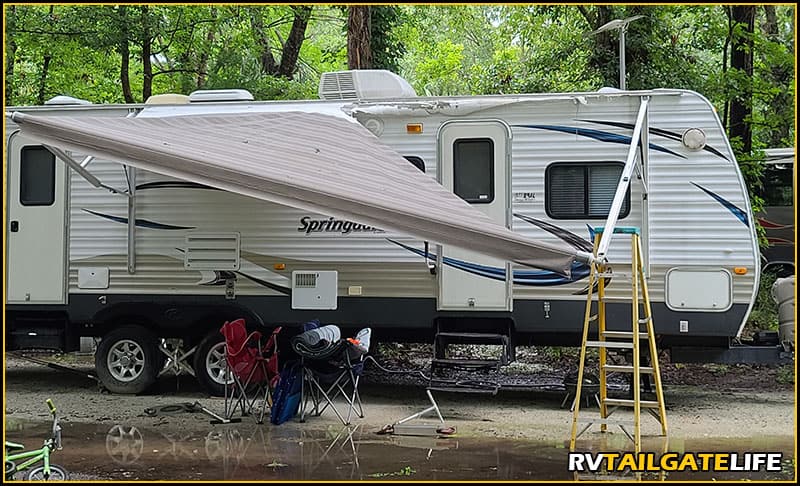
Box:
[603,365,654,374]
[602,331,649,339]
[585,340,633,349]
[639,317,652,323]
[592,296,634,302]
[589,314,598,322]
[595,272,632,278]
[604,398,661,408]
[577,418,635,426]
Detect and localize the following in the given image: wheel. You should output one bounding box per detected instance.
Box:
[105,424,143,465]
[24,464,69,480]
[95,325,160,394]
[5,460,16,481]
[193,329,234,396]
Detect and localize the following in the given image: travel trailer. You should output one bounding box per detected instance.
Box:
[6,70,773,395]
[756,147,795,277]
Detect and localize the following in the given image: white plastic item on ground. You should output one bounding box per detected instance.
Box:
[772,276,794,350]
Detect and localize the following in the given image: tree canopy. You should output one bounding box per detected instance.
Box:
[4,4,795,215]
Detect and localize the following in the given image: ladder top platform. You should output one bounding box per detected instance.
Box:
[593,226,640,235]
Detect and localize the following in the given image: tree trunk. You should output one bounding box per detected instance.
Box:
[721,6,731,131]
[760,5,791,146]
[277,6,312,78]
[141,6,153,101]
[196,7,217,88]
[250,7,278,75]
[5,6,16,105]
[579,5,617,88]
[728,5,755,154]
[119,6,134,103]
[347,6,372,70]
[37,54,51,105]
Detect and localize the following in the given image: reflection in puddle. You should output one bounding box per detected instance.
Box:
[4,421,794,481]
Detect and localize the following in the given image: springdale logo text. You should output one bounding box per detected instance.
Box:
[298,216,384,235]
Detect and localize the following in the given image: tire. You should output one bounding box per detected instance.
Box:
[24,464,69,480]
[193,329,234,397]
[5,460,16,481]
[95,325,160,394]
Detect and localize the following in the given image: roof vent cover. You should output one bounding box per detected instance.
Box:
[188,89,254,102]
[319,70,416,100]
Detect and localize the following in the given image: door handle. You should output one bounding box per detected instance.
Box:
[10,221,19,232]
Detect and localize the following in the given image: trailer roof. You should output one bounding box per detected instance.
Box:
[10,110,588,274]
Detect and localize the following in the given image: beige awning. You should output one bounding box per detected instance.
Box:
[10,110,588,274]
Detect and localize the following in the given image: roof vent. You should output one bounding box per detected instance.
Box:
[44,95,92,105]
[319,70,417,100]
[145,93,190,105]
[188,89,254,102]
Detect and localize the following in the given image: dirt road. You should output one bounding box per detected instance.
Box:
[3,352,796,480]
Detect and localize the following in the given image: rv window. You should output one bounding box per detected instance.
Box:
[20,146,56,206]
[545,162,630,219]
[453,139,494,204]
[760,164,793,206]
[404,156,426,172]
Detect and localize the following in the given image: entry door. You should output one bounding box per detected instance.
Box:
[6,133,68,304]
[437,121,511,311]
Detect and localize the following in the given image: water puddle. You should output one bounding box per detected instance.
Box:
[5,420,794,481]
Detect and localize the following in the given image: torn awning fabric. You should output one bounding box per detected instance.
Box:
[10,110,584,275]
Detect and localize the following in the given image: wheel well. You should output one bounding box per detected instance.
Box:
[90,302,267,345]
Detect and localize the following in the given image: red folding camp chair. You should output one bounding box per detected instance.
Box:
[219,319,281,424]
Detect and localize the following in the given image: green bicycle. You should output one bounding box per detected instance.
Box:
[5,399,69,480]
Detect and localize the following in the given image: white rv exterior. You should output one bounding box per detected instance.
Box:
[5,71,762,394]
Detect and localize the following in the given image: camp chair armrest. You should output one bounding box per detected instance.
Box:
[228,330,264,357]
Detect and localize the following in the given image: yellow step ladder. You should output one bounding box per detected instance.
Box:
[569,227,667,454]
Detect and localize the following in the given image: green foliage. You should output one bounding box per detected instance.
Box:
[4,4,795,155]
[776,365,794,385]
[368,466,416,478]
[745,271,780,335]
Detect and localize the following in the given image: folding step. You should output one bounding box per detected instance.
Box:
[585,340,633,349]
[428,384,499,395]
[435,332,508,342]
[433,330,513,365]
[603,398,660,408]
[431,358,501,371]
[603,365,654,374]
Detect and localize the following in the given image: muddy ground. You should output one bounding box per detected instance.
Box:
[3,349,796,481]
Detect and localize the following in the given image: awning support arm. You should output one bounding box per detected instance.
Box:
[596,96,649,260]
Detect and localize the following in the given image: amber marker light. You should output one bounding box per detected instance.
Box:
[274,263,286,270]
[406,123,423,134]
[733,267,747,275]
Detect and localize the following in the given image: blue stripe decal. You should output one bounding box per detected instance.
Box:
[691,182,749,227]
[512,213,594,252]
[387,239,590,286]
[82,209,196,230]
[136,181,220,191]
[515,124,686,159]
[575,119,730,161]
[237,271,292,295]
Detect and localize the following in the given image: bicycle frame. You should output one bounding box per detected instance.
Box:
[5,445,54,474]
[4,399,62,478]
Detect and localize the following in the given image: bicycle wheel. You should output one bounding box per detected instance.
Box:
[24,464,69,480]
[5,460,16,480]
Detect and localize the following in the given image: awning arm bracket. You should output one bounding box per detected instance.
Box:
[43,145,131,197]
[424,241,437,275]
